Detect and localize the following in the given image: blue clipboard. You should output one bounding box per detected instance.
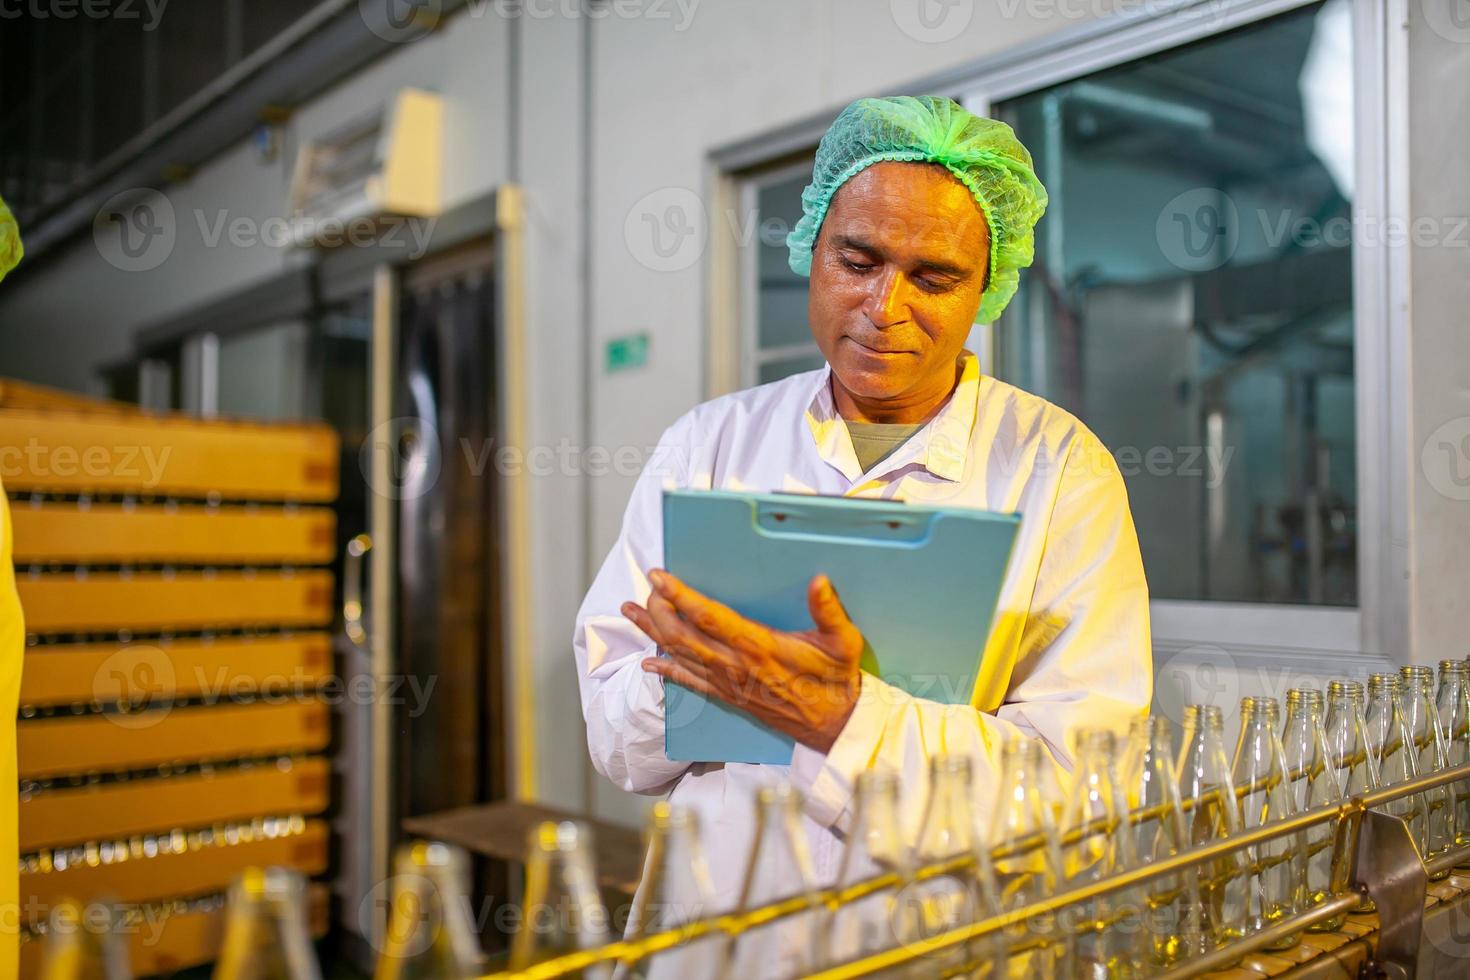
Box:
[661,489,1020,765]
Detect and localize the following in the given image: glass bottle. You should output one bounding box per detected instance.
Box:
[41,897,131,980]
[1175,704,1247,951]
[723,784,819,980]
[884,757,1002,978]
[1365,673,1425,845]
[1060,729,1139,980]
[626,802,719,979]
[1281,689,1344,931]
[1230,697,1304,949]
[824,771,915,971]
[214,867,323,980]
[989,738,1071,980]
[509,821,611,979]
[1324,681,1380,797]
[1123,715,1206,968]
[1435,661,1470,846]
[374,841,482,980]
[1324,680,1380,911]
[1400,664,1454,872]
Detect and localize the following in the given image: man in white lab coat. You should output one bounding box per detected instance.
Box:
[573,96,1151,973]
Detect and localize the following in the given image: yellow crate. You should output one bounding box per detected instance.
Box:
[0,409,338,500]
[19,701,331,781]
[20,632,333,710]
[9,502,336,565]
[22,819,329,921]
[20,757,330,852]
[16,570,334,633]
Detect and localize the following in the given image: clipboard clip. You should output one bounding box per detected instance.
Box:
[753,499,934,545]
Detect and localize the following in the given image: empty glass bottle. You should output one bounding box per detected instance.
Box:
[1324,680,1380,797]
[723,784,819,980]
[1281,689,1344,931]
[41,897,131,980]
[374,842,482,980]
[990,738,1071,979]
[509,822,611,979]
[1435,661,1470,846]
[825,770,916,972]
[214,867,323,980]
[1176,704,1247,952]
[1324,680,1380,911]
[1365,673,1425,846]
[1122,715,1206,968]
[898,756,1002,978]
[626,802,719,979]
[1231,697,1304,949]
[1400,664,1454,872]
[1061,729,1139,980]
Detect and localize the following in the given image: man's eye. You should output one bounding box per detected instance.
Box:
[916,277,956,293]
[841,258,875,273]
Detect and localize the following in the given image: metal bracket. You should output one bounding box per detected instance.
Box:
[1354,809,1426,980]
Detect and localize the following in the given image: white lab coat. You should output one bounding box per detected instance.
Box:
[573,351,1151,977]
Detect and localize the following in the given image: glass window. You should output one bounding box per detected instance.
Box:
[996,1,1356,606]
[748,170,821,385]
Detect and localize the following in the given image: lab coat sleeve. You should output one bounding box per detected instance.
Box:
[790,432,1152,833]
[573,417,696,795]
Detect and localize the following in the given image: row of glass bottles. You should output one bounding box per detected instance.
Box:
[41,843,485,980]
[517,667,1470,979]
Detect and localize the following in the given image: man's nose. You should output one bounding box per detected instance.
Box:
[862,267,911,328]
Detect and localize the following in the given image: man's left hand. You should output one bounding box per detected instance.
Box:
[622,569,863,754]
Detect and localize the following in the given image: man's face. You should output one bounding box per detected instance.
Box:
[808,162,990,407]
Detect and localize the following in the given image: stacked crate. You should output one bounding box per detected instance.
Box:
[2,380,338,976]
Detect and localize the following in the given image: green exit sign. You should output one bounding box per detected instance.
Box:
[605,333,649,372]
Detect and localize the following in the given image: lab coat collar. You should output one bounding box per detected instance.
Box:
[804,350,980,485]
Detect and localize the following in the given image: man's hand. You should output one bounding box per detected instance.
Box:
[621,569,864,754]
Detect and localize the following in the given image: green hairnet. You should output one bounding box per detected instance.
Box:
[0,192,20,284]
[787,95,1047,324]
